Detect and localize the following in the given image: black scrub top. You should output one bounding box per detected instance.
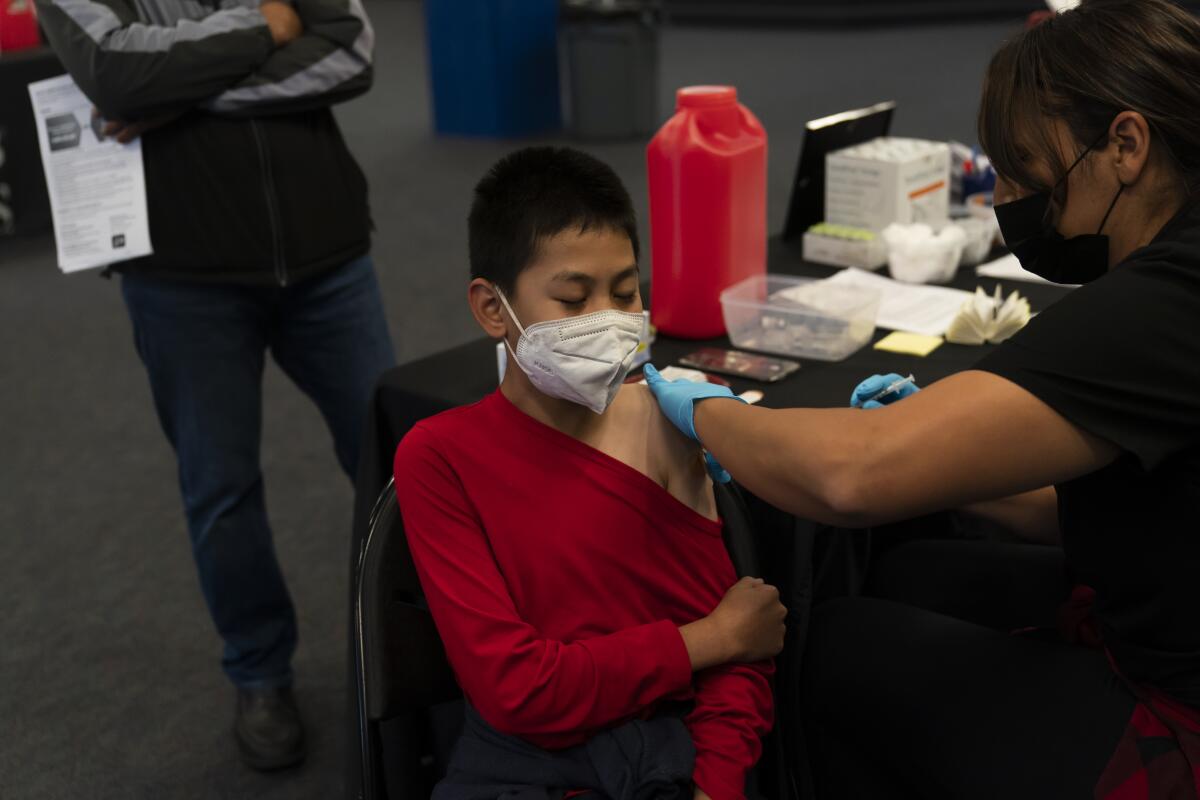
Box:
[976,198,1200,707]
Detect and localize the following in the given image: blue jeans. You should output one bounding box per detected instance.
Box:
[121,255,395,688]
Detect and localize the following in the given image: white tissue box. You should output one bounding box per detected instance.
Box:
[826,137,951,231]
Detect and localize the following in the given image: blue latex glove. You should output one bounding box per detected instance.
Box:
[703,452,732,484]
[850,373,921,410]
[643,363,745,484]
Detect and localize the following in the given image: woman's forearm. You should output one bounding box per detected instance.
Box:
[961,487,1061,543]
[693,399,874,525]
[692,371,1116,527]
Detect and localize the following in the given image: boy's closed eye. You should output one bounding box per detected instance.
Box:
[554,288,640,310]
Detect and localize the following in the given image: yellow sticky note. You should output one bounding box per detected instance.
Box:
[873,331,944,357]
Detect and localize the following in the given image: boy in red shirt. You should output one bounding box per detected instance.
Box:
[393,147,784,799]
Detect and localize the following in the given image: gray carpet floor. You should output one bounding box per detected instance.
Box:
[0,3,1020,798]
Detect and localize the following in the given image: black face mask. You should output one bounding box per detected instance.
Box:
[993,132,1124,285]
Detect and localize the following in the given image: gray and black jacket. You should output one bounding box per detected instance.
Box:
[35,0,375,285]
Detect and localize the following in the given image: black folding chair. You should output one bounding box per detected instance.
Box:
[353,477,804,799]
[354,476,461,800]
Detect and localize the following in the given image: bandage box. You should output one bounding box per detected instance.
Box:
[825,137,950,231]
[802,222,888,270]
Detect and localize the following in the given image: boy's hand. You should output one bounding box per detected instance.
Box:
[680,577,786,671]
[710,576,787,662]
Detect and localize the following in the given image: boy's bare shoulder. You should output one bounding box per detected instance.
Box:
[622,382,707,475]
[610,382,716,517]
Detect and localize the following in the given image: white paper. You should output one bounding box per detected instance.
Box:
[945,285,1031,345]
[28,74,153,273]
[975,253,1077,287]
[823,268,973,336]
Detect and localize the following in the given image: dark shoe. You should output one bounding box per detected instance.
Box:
[234,686,306,771]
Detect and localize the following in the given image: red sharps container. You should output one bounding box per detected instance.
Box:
[647,86,767,339]
[1,0,42,52]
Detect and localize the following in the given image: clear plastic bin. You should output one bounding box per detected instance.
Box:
[720,274,880,362]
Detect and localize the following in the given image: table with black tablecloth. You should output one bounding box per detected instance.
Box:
[346,239,1071,799]
[0,47,63,240]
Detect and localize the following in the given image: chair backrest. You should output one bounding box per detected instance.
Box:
[713,480,762,579]
[357,476,460,719]
[354,477,461,799]
[714,481,803,800]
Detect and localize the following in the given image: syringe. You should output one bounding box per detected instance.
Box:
[864,373,916,405]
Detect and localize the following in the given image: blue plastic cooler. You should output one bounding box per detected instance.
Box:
[424,0,562,137]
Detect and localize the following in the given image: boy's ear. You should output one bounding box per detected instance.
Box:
[468,278,508,339]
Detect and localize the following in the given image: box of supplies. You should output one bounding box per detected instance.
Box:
[825,137,950,231]
[802,222,888,270]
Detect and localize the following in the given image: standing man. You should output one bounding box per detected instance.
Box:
[35,0,395,770]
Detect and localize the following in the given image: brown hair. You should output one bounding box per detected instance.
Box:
[978,0,1200,198]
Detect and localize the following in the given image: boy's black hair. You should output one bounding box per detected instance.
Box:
[469,146,639,296]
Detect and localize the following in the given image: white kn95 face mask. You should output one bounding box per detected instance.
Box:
[495,286,643,415]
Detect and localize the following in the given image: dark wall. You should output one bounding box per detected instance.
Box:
[666,0,1049,25]
[663,0,1200,25]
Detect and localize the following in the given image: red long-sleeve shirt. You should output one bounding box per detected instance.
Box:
[393,390,774,800]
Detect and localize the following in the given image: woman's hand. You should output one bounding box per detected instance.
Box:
[679,577,787,671]
[695,790,713,800]
[850,373,920,409]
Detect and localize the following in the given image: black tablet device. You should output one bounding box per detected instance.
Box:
[781,100,896,242]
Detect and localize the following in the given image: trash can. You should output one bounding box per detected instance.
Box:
[560,0,660,140]
[424,0,562,138]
